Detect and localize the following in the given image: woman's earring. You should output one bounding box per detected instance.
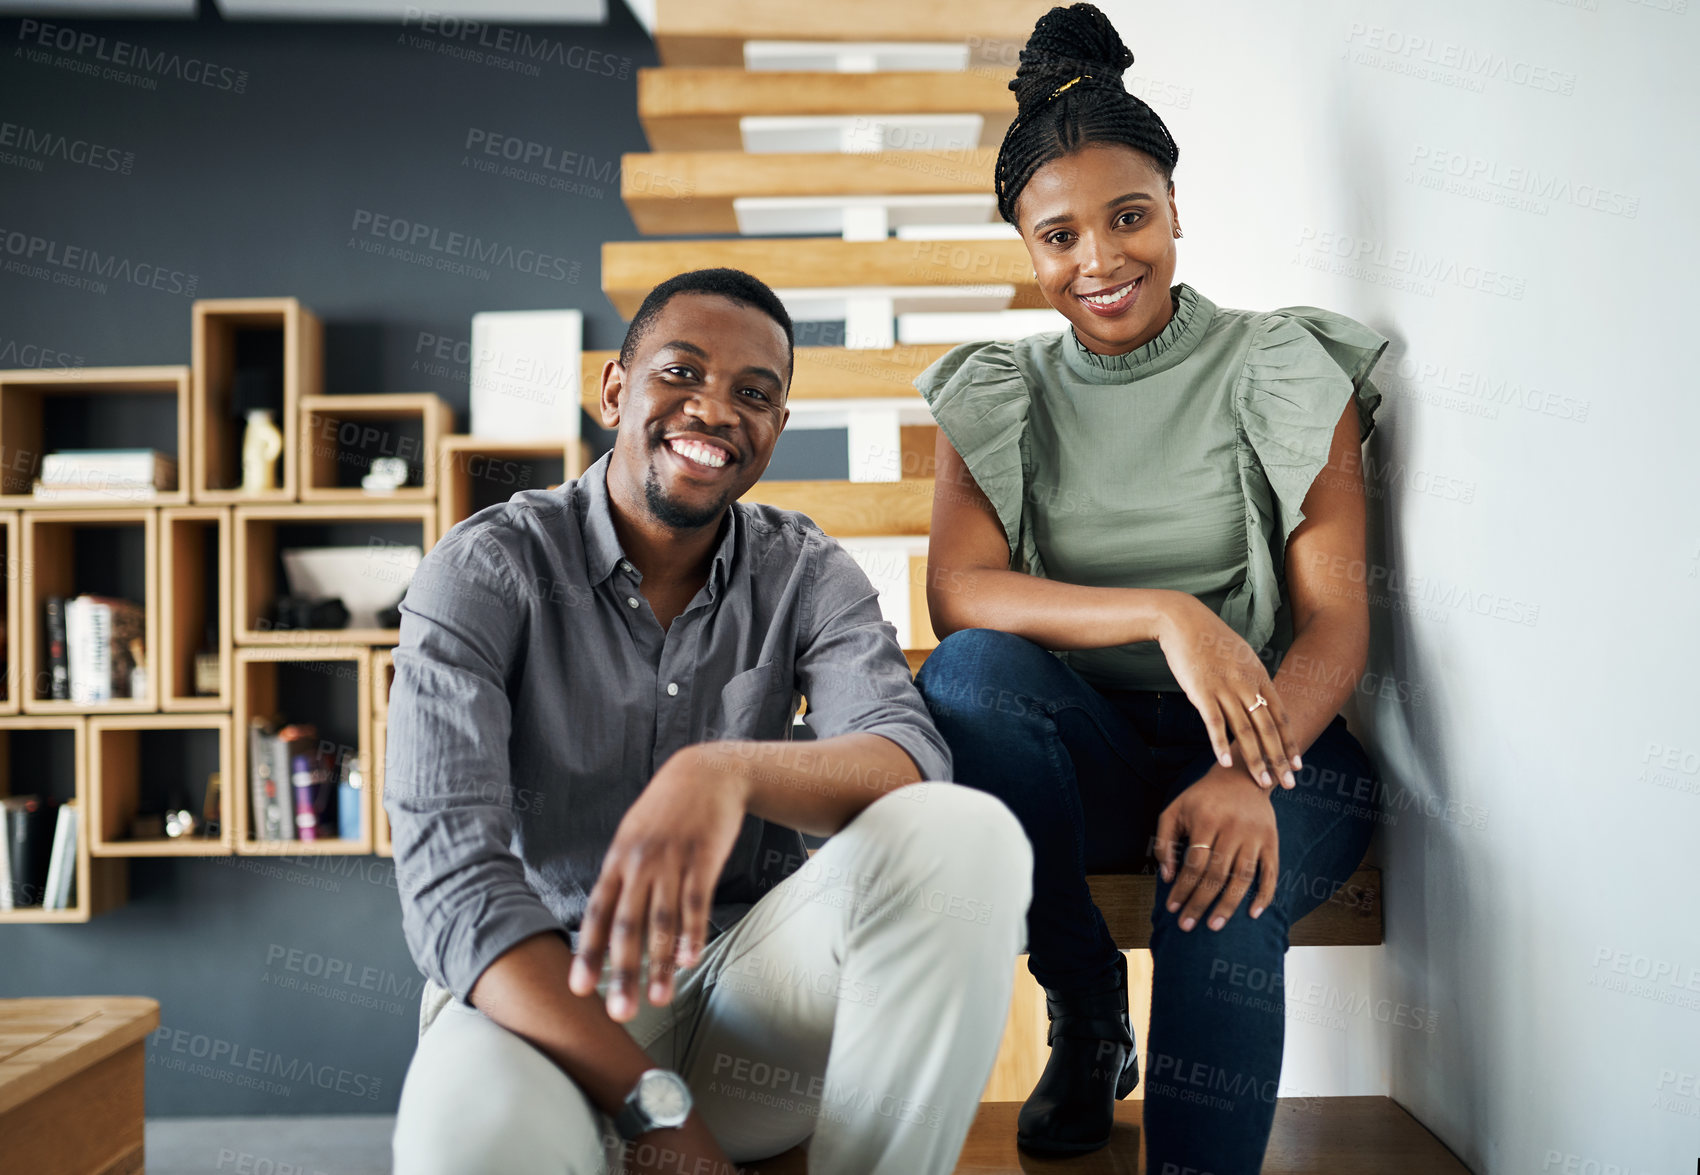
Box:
[1174,226,1184,239]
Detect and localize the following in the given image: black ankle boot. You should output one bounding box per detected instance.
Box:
[1016,952,1139,1157]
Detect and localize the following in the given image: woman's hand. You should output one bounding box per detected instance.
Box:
[569,745,751,1021]
[1157,594,1301,789]
[1154,765,1279,932]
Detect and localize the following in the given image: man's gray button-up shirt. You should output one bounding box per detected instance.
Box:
[385,450,953,1002]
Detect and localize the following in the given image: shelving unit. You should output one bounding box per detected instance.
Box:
[300,393,453,504]
[0,715,126,923]
[88,714,232,856]
[159,507,231,712]
[233,503,436,646]
[191,298,321,504]
[0,367,191,509]
[1,512,17,715]
[372,716,389,859]
[20,510,159,714]
[371,647,394,720]
[232,645,372,856]
[436,436,589,536]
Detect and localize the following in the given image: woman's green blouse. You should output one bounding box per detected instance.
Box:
[914,283,1389,693]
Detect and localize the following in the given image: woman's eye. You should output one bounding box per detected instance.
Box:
[1118,211,1142,227]
[1046,230,1074,246]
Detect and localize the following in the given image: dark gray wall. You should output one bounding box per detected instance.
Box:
[0,4,842,1117]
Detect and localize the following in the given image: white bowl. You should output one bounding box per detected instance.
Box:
[281,545,423,629]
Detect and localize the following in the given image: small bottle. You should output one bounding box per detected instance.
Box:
[194,621,220,696]
[336,756,363,842]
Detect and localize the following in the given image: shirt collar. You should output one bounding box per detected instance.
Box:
[1059,282,1214,384]
[579,448,741,601]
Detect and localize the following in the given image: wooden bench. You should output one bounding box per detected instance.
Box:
[0,997,159,1175]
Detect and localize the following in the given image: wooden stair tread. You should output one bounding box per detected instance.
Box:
[652,0,1044,67]
[741,479,933,536]
[623,149,996,234]
[603,238,1039,318]
[1090,868,1382,948]
[582,345,953,408]
[639,69,1014,152]
[747,1097,1464,1174]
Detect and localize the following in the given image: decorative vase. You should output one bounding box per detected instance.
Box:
[241,408,283,493]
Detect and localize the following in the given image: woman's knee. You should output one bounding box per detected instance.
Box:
[915,628,1062,725]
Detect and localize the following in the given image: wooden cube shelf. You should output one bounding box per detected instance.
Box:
[191,298,322,504]
[234,503,436,646]
[159,507,231,712]
[0,512,17,715]
[0,715,126,922]
[371,647,394,720]
[0,367,190,509]
[233,646,372,855]
[88,714,232,856]
[436,436,589,537]
[301,393,452,504]
[21,511,159,714]
[372,717,389,858]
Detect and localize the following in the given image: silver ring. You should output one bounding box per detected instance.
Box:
[1247,694,1267,713]
[1185,843,1212,853]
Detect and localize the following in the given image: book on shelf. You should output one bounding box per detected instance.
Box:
[34,449,177,501]
[62,595,145,703]
[1,795,57,910]
[247,719,293,842]
[44,596,70,700]
[42,801,78,910]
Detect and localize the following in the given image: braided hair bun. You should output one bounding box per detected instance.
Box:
[994,3,1180,224]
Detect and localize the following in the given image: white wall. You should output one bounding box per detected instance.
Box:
[1094,1,1700,1170]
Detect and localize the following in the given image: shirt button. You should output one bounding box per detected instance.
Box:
[626,596,640,609]
[620,561,633,573]
[666,682,679,697]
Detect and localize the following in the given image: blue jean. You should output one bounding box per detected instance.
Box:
[915,628,1379,1175]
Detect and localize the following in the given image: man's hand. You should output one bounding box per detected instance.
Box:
[568,745,750,1021]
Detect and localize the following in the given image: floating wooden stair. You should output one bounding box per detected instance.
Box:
[602,238,1041,318]
[582,345,952,403]
[651,0,1044,67]
[623,150,996,235]
[739,480,932,536]
[747,1097,1465,1174]
[638,69,1015,152]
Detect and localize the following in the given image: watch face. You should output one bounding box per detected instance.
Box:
[637,1070,690,1127]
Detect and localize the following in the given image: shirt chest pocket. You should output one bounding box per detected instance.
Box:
[713,661,796,742]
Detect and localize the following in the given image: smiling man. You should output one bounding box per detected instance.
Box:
[386,268,1032,1175]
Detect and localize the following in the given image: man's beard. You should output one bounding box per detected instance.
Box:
[644,456,730,531]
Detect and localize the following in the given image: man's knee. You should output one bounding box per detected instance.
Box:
[857,783,1034,915]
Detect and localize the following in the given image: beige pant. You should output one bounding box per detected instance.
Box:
[392,782,1032,1175]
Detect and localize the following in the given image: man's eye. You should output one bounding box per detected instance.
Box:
[664,365,695,379]
[741,388,771,402]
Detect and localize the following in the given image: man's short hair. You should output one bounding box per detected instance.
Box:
[617,267,795,384]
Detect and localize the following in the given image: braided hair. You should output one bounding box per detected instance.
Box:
[993,3,1181,226]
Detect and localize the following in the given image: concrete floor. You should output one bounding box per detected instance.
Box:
[145,1116,395,1175]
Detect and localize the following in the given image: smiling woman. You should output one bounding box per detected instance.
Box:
[909,4,1393,1173]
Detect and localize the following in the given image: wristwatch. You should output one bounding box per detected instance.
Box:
[612,1068,692,1140]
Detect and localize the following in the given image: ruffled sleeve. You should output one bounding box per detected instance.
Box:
[913,341,1043,576]
[1233,308,1389,651]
